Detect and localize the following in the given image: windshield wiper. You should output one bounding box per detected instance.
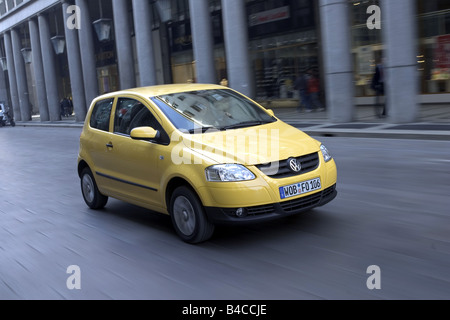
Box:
[188,126,216,134]
[220,120,274,130]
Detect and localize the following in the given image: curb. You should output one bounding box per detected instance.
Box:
[303,128,450,141]
[13,120,450,141]
[284,121,450,141]
[14,122,84,129]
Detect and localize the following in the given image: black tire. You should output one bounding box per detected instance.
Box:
[170,186,215,244]
[80,167,108,209]
[10,120,15,127]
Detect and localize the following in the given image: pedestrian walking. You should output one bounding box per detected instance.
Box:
[371,58,386,118]
[294,69,311,112]
[68,97,74,116]
[60,98,66,118]
[61,97,71,117]
[307,69,325,112]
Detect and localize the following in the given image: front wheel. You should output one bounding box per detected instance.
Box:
[80,167,108,209]
[170,186,215,244]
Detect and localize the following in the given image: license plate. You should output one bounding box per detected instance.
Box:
[279,178,322,200]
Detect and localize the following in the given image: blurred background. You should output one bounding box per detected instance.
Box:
[0,0,449,124]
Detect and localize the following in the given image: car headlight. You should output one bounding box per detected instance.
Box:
[320,144,333,163]
[205,164,256,182]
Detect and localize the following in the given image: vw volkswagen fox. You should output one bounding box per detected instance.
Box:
[78,84,337,243]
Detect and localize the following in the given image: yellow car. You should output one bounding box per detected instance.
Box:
[78,84,337,243]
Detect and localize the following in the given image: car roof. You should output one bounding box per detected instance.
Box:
[96,83,229,101]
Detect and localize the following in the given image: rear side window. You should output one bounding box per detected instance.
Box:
[90,98,114,131]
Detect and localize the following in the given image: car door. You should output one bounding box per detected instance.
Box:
[104,96,170,210]
[84,97,118,195]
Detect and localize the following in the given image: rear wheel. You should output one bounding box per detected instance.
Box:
[170,186,215,244]
[80,167,108,209]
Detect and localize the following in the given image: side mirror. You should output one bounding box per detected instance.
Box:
[266,109,275,117]
[130,127,160,140]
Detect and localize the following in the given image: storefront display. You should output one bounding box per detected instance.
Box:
[351,0,450,96]
[248,0,319,101]
[427,34,450,93]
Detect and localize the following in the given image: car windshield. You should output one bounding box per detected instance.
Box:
[151,89,276,134]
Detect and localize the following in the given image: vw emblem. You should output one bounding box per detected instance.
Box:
[288,158,302,173]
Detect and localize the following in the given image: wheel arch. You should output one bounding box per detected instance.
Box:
[165,177,200,213]
[77,160,90,178]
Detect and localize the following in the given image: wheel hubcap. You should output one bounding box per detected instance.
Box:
[173,196,196,236]
[82,174,95,203]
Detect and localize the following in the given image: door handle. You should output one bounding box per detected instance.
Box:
[106,142,114,149]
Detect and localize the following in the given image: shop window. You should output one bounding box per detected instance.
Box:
[252,35,319,101]
[418,1,450,94]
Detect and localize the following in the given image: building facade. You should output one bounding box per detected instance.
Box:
[0,0,449,124]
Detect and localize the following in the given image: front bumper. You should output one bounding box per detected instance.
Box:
[204,184,337,225]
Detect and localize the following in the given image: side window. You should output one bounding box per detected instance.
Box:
[114,98,169,144]
[114,98,146,135]
[90,98,114,131]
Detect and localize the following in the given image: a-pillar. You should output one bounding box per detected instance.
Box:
[221,0,253,98]
[3,32,21,121]
[75,0,99,104]
[38,13,61,121]
[381,0,419,123]
[189,0,216,84]
[11,28,31,121]
[132,0,157,87]
[113,0,136,90]
[319,0,355,123]
[62,0,87,122]
[29,18,50,121]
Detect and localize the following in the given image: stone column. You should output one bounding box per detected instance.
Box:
[29,18,50,121]
[0,66,7,105]
[221,0,253,98]
[381,0,419,123]
[75,0,99,105]
[11,28,31,121]
[38,13,61,121]
[113,0,136,90]
[4,32,21,121]
[132,0,157,87]
[319,0,354,123]
[62,0,87,122]
[189,0,216,84]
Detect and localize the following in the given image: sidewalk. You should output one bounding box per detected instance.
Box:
[271,104,450,140]
[13,104,450,141]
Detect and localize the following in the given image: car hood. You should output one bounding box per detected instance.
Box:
[180,121,320,165]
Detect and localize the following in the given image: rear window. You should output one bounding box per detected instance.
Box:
[90,98,114,131]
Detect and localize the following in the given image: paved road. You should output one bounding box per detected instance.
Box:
[0,126,449,300]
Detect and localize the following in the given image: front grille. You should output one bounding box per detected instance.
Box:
[280,191,322,212]
[222,185,336,218]
[280,185,336,213]
[223,204,276,217]
[322,184,336,199]
[256,152,320,179]
[247,204,276,216]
